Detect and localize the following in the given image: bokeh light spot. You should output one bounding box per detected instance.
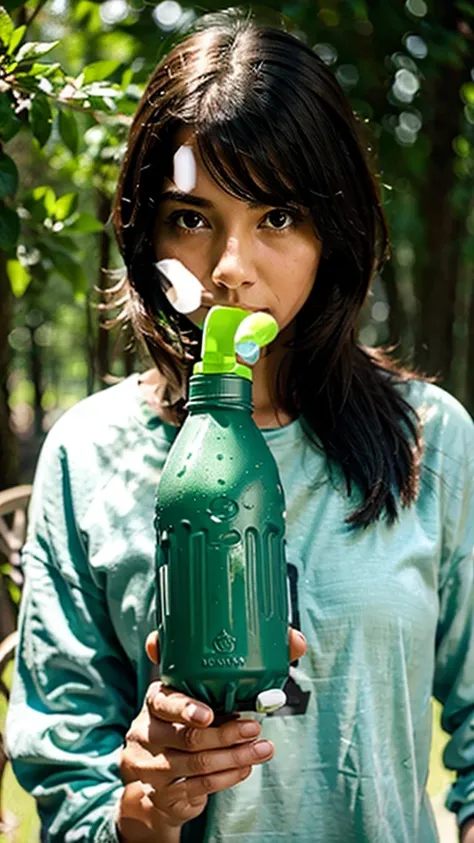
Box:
[400,110,422,132]
[313,42,338,65]
[318,8,340,27]
[372,302,390,323]
[405,34,428,59]
[405,0,428,18]
[336,65,359,89]
[100,0,129,24]
[153,0,182,30]
[393,68,420,103]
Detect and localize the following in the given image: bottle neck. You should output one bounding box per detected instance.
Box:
[187,374,253,412]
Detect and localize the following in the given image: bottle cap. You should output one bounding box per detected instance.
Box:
[193,306,278,381]
[256,689,287,713]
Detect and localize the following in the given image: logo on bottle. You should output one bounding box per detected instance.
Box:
[201,629,245,668]
[212,629,236,653]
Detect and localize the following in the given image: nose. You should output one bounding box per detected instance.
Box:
[211,236,255,293]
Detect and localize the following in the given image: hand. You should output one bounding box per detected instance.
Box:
[116,627,307,842]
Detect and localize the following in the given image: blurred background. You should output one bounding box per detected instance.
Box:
[0,0,473,839]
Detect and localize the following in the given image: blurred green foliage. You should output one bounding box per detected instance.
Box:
[0,0,472,490]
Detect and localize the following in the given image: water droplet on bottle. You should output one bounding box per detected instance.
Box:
[177,467,186,478]
[217,479,225,486]
[217,454,224,460]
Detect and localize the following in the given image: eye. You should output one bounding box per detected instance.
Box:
[261,209,299,230]
[168,210,207,232]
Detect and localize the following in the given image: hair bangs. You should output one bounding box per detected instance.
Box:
[195,112,307,211]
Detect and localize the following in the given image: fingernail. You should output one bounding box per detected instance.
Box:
[186,703,211,725]
[254,740,272,758]
[239,722,260,738]
[294,630,306,644]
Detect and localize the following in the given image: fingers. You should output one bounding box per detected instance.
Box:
[142,714,261,754]
[167,736,274,781]
[289,627,307,662]
[146,681,214,727]
[165,765,252,806]
[145,632,159,665]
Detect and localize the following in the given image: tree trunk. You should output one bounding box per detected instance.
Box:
[0,252,18,491]
[29,325,44,438]
[414,5,469,388]
[85,290,96,396]
[380,258,404,350]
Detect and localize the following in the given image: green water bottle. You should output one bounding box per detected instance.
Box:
[155,306,290,714]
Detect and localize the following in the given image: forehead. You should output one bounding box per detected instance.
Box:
[165,125,288,201]
[165,128,236,199]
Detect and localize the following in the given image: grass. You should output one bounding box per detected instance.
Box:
[0,664,455,843]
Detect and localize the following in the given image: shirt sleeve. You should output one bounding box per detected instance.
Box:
[431,406,474,828]
[6,421,137,842]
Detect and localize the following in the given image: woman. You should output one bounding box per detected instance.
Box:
[7,8,474,843]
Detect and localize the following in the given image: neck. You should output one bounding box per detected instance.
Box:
[247,323,295,428]
[137,324,296,430]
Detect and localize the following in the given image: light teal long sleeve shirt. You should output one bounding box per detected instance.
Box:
[6,374,474,842]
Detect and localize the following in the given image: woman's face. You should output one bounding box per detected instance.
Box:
[153,130,322,333]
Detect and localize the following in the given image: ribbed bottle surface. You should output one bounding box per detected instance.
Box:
[155,371,289,713]
[188,373,252,410]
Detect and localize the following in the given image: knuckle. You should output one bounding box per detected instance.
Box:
[189,751,211,776]
[183,727,204,751]
[220,722,238,746]
[199,774,215,793]
[231,746,246,767]
[119,747,140,782]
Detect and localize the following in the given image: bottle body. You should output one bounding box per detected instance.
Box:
[155,374,289,713]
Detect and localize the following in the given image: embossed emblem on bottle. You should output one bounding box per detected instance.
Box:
[212,629,236,653]
[201,629,245,668]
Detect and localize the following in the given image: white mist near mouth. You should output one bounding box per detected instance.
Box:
[173,145,197,192]
[156,259,204,314]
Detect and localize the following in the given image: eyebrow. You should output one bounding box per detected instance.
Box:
[158,189,281,211]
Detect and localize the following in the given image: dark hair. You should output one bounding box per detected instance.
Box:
[111,6,423,528]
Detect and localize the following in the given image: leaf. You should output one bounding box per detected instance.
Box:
[30,94,53,148]
[0,93,21,142]
[2,0,24,12]
[82,60,121,84]
[23,185,56,222]
[0,201,20,250]
[35,185,56,217]
[7,258,31,297]
[49,248,87,293]
[0,152,19,199]
[7,23,25,55]
[15,40,59,64]
[0,8,14,48]
[61,212,104,235]
[53,192,78,221]
[456,1,474,16]
[461,83,474,105]
[58,108,79,156]
[121,67,134,90]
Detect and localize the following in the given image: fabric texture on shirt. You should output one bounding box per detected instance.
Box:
[6,374,474,842]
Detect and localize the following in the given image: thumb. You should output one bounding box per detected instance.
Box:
[289,627,307,662]
[145,631,160,664]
